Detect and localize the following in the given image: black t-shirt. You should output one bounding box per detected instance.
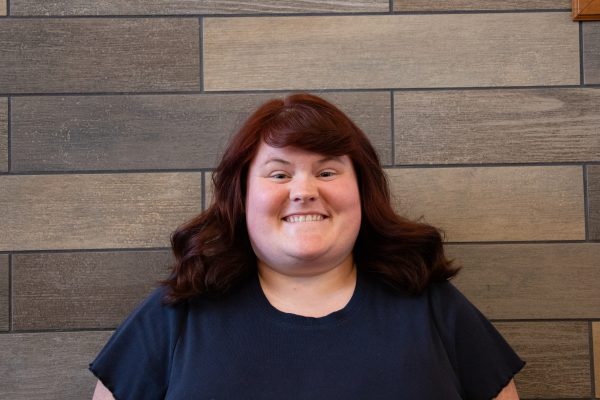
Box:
[90,272,524,399]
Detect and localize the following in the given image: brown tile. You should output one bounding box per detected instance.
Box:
[0,255,7,331]
[0,1,5,16]
[496,322,590,398]
[387,166,584,242]
[594,322,600,398]
[586,166,600,240]
[394,88,600,165]
[0,98,6,172]
[12,250,172,330]
[0,331,112,399]
[204,13,579,91]
[11,91,391,172]
[0,173,201,251]
[393,0,570,11]
[11,0,388,15]
[0,19,199,93]
[448,243,600,319]
[583,21,600,85]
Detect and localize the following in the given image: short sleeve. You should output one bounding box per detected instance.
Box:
[428,282,525,400]
[89,287,186,400]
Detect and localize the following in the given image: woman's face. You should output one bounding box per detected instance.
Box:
[245,142,362,276]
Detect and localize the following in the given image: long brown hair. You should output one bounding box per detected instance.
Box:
[162,93,458,302]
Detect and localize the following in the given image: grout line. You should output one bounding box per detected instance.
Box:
[444,240,590,245]
[580,21,585,86]
[491,318,600,323]
[389,90,395,165]
[584,165,590,241]
[388,0,393,13]
[0,327,117,334]
[6,0,9,16]
[0,247,170,255]
[6,96,10,173]
[589,321,596,398]
[386,161,600,169]
[199,16,204,93]
[3,168,214,175]
[2,85,596,98]
[8,254,12,332]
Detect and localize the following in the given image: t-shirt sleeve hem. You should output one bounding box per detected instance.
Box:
[487,359,526,400]
[89,363,122,400]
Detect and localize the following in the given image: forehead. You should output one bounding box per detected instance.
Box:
[250,142,350,166]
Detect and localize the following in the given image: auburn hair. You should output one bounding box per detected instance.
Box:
[162,93,458,303]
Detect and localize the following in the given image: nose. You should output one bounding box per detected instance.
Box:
[290,175,318,203]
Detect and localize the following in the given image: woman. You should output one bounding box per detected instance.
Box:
[91,93,523,399]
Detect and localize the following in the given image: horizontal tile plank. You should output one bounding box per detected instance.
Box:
[11,0,388,15]
[0,1,5,16]
[204,13,579,90]
[394,88,600,164]
[0,331,111,399]
[0,19,199,93]
[587,166,600,240]
[387,166,584,242]
[10,92,391,172]
[594,322,600,398]
[393,0,570,11]
[0,98,6,172]
[448,243,600,319]
[496,322,590,398]
[13,250,171,330]
[0,173,201,251]
[583,22,600,85]
[0,255,7,331]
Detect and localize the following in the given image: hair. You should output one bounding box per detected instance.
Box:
[162,93,458,303]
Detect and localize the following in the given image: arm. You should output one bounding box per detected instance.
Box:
[493,379,519,400]
[92,380,115,400]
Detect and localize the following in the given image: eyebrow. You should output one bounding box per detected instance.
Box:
[262,156,343,166]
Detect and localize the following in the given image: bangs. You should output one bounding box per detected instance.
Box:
[260,103,355,157]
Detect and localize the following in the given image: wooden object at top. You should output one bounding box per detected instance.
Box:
[573,0,600,20]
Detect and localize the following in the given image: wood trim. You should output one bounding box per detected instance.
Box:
[573,0,600,20]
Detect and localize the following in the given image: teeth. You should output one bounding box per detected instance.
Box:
[286,214,324,223]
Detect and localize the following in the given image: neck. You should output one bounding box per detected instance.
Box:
[257,256,357,318]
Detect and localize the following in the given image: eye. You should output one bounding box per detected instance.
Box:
[318,170,337,179]
[269,172,290,181]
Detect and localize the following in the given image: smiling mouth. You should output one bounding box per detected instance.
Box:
[284,214,325,223]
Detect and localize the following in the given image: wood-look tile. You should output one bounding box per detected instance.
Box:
[448,243,600,319]
[0,19,199,93]
[583,22,600,85]
[386,166,584,242]
[0,331,111,399]
[0,173,201,251]
[495,322,590,398]
[12,250,172,330]
[586,165,600,240]
[0,98,6,172]
[0,255,8,331]
[393,0,570,11]
[204,13,579,91]
[394,88,600,164]
[594,322,600,398]
[0,1,5,16]
[11,92,391,172]
[11,0,388,15]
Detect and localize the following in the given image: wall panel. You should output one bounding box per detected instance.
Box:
[394,88,600,164]
[204,13,579,91]
[10,92,391,172]
[0,173,201,251]
[12,250,172,330]
[0,19,200,93]
[448,243,600,319]
[393,0,570,11]
[387,166,584,242]
[594,322,600,398]
[10,0,388,15]
[0,331,111,400]
[583,21,600,85]
[0,97,6,172]
[587,166,600,240]
[496,322,590,398]
[0,255,8,331]
[0,1,5,16]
